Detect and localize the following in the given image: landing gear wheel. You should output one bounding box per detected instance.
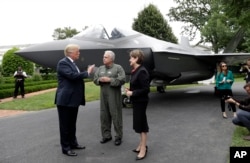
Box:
[157,86,165,93]
[122,95,132,108]
[122,95,128,107]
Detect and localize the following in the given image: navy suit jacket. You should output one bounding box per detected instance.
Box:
[55,57,89,107]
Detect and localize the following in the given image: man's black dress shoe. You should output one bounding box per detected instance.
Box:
[100,137,112,144]
[114,138,122,146]
[71,145,86,150]
[63,150,77,156]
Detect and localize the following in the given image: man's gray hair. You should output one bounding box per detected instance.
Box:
[105,50,115,61]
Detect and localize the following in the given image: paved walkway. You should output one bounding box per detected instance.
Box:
[0,83,246,163]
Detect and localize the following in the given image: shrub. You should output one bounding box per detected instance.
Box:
[32,73,43,81]
[41,73,57,80]
[2,47,34,76]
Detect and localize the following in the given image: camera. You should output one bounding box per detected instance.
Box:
[16,71,23,76]
[222,95,231,100]
[239,63,247,66]
[17,71,23,74]
[239,63,249,73]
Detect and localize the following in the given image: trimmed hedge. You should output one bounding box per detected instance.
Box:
[0,80,57,89]
[0,82,58,99]
[0,78,92,99]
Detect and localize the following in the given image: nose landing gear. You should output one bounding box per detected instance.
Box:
[122,94,132,108]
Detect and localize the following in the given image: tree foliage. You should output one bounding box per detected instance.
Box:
[168,0,249,53]
[200,2,240,53]
[221,0,250,27]
[168,0,211,41]
[133,4,178,43]
[2,47,34,76]
[52,27,80,40]
[220,0,250,52]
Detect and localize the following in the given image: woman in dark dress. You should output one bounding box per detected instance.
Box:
[125,49,150,160]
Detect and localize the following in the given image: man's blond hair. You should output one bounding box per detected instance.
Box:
[64,44,80,56]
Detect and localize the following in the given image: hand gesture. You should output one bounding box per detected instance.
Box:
[225,98,234,103]
[87,64,95,74]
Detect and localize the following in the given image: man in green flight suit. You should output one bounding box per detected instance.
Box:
[94,50,126,146]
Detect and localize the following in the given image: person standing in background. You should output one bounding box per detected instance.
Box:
[126,49,150,160]
[13,66,27,98]
[239,58,250,83]
[55,44,95,156]
[93,50,126,146]
[215,61,236,118]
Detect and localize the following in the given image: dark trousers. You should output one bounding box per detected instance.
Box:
[232,110,250,131]
[14,80,25,97]
[218,89,236,112]
[57,105,79,152]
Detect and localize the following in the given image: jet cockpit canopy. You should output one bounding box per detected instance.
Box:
[72,24,138,40]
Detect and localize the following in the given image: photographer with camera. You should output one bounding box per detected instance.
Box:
[239,58,250,83]
[13,66,27,98]
[225,82,250,141]
[215,62,236,118]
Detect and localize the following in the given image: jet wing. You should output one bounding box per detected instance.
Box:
[15,25,250,87]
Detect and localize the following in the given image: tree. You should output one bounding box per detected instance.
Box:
[168,0,211,42]
[200,2,239,53]
[220,0,250,52]
[133,4,178,43]
[52,27,80,40]
[221,0,250,27]
[2,47,34,76]
[167,0,247,53]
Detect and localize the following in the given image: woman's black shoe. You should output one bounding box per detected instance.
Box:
[136,150,147,161]
[132,146,148,153]
[132,149,140,153]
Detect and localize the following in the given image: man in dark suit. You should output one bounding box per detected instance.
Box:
[55,44,95,156]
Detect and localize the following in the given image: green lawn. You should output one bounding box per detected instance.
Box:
[0,82,101,111]
[0,91,56,111]
[231,127,250,146]
[0,82,198,111]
